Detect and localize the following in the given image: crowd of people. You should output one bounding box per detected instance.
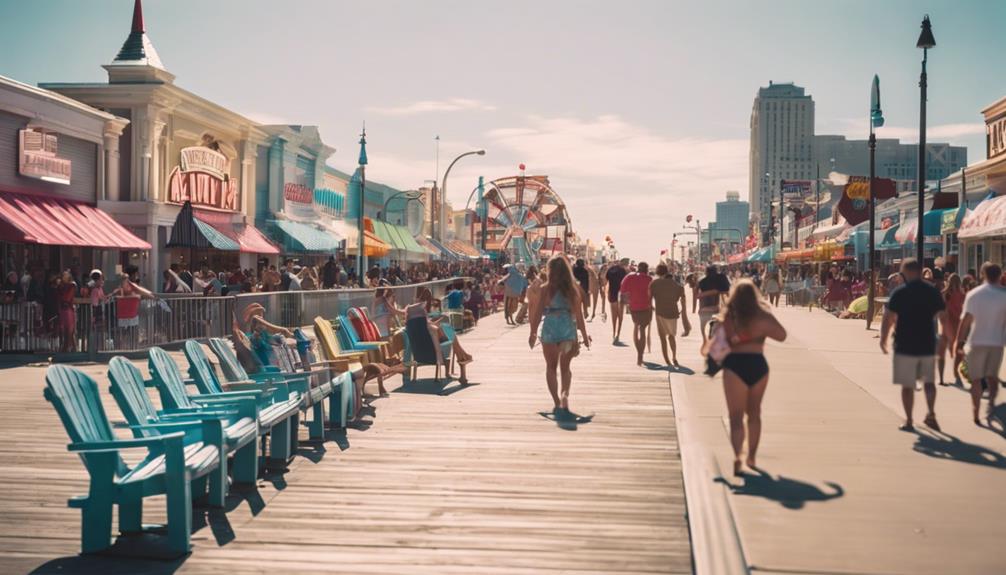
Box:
[158,257,501,295]
[518,252,1003,478]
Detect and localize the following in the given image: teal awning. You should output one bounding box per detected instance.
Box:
[747,246,775,262]
[270,220,341,253]
[193,219,240,250]
[879,224,902,250]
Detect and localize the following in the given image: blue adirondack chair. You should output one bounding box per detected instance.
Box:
[107,356,260,486]
[335,315,387,362]
[209,336,355,431]
[184,340,297,404]
[403,316,454,382]
[194,338,334,438]
[148,346,301,464]
[44,364,226,557]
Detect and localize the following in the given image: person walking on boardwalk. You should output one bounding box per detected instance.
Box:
[501,264,528,325]
[880,259,949,432]
[954,263,1006,425]
[573,259,591,319]
[529,255,590,414]
[940,273,966,386]
[697,265,730,344]
[605,258,629,343]
[649,263,690,366]
[620,261,654,366]
[717,279,787,476]
[587,263,601,321]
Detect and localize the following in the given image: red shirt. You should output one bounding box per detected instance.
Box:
[620,272,653,311]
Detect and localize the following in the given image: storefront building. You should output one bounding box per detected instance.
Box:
[0,74,149,284]
[944,94,1006,273]
[256,125,341,261]
[42,1,277,286]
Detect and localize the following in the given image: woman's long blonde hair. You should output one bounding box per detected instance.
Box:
[720,278,768,332]
[544,256,576,304]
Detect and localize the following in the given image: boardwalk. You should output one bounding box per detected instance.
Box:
[0,311,691,575]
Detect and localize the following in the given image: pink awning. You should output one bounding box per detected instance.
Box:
[959,195,1006,240]
[0,190,150,249]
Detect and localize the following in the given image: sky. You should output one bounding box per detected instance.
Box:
[2,0,1004,261]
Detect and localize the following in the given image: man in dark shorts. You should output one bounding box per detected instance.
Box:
[573,259,591,318]
[697,265,729,344]
[620,261,653,365]
[605,258,629,344]
[880,258,949,431]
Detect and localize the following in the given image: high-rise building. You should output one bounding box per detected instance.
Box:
[813,135,966,188]
[713,190,750,243]
[749,82,815,235]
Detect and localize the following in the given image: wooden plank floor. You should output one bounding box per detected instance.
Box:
[0,310,691,574]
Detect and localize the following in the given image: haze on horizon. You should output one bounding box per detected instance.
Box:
[2,0,1004,261]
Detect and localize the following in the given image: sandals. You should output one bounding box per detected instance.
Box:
[923,414,941,432]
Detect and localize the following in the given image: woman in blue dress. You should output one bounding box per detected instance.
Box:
[529,256,591,413]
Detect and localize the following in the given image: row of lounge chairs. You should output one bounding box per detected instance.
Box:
[42,304,463,558]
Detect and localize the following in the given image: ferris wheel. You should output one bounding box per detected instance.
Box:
[483,172,571,265]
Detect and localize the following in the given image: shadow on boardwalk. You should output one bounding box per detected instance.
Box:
[538,409,595,431]
[913,430,1006,469]
[717,469,845,510]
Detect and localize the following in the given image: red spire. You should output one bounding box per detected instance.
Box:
[131,0,145,33]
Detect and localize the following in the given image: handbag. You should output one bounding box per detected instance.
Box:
[700,318,731,376]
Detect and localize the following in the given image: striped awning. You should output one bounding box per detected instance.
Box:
[270,219,342,253]
[167,201,279,254]
[0,189,150,250]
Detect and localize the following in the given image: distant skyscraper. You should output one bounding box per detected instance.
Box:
[814,135,966,188]
[713,190,750,243]
[749,82,815,235]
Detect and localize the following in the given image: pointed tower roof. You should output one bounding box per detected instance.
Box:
[110,0,164,70]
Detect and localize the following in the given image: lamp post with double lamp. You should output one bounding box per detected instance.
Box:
[382,190,425,224]
[867,74,885,330]
[439,149,486,243]
[916,15,935,265]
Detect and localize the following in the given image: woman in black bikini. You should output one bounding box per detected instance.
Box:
[719,279,787,476]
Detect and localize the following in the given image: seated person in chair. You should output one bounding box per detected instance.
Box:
[408,287,474,384]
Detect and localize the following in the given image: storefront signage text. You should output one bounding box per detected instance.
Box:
[988,116,1006,159]
[167,145,238,212]
[180,146,229,181]
[18,129,71,185]
[283,183,317,220]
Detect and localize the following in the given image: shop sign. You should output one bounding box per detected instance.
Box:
[283,182,316,220]
[989,115,1006,159]
[167,145,238,212]
[941,208,960,234]
[837,176,896,226]
[18,129,71,185]
[180,147,228,180]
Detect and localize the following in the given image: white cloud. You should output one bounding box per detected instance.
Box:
[825,118,985,143]
[875,122,986,142]
[366,98,497,116]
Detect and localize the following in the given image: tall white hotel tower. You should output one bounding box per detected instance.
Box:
[749,82,815,237]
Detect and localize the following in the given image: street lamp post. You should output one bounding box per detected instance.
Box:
[867,74,885,330]
[382,190,425,223]
[439,149,485,242]
[916,15,936,265]
[357,126,368,287]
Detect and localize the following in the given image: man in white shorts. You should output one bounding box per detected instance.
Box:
[954,262,1006,425]
[648,263,690,366]
[880,259,949,431]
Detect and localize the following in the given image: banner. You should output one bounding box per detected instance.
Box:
[836,176,896,226]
